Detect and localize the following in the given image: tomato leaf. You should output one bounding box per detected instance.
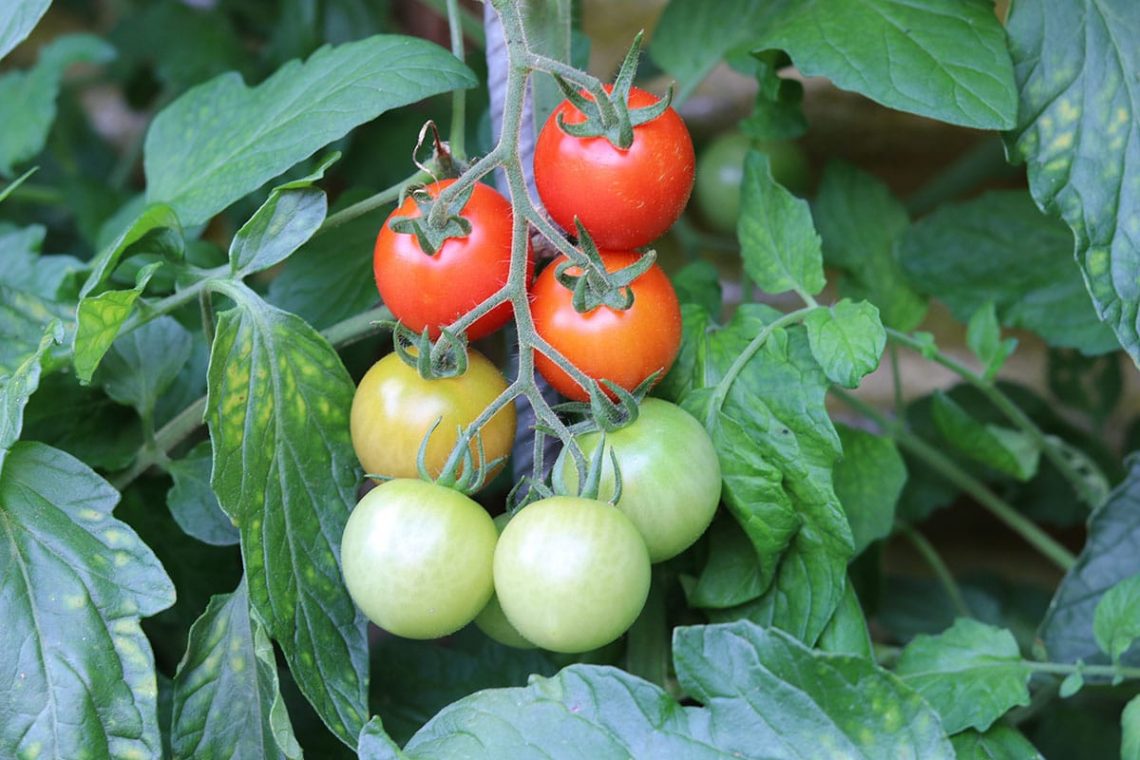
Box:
[897,619,1031,734]
[0,283,75,377]
[898,190,1118,354]
[73,261,162,384]
[1093,573,1140,666]
[817,580,873,659]
[0,224,83,300]
[170,578,301,760]
[833,424,905,556]
[1005,0,1140,363]
[78,203,183,300]
[931,392,1041,482]
[738,150,825,298]
[1124,695,1140,760]
[0,34,115,176]
[167,441,239,547]
[0,441,175,759]
[966,303,1017,382]
[0,320,60,479]
[753,0,1016,130]
[97,315,192,418]
[802,299,885,388]
[950,725,1045,760]
[0,0,51,62]
[685,514,766,610]
[401,622,954,759]
[358,717,403,760]
[205,283,368,746]
[144,35,476,226]
[814,161,927,331]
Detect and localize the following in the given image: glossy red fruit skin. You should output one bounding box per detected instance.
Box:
[373,179,532,340]
[534,86,695,250]
[531,250,682,401]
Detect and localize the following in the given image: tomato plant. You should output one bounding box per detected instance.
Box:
[534,85,695,249]
[492,496,651,654]
[350,349,515,481]
[531,249,682,401]
[694,131,811,233]
[374,178,527,340]
[340,479,497,639]
[556,398,721,562]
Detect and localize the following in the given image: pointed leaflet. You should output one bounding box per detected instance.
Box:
[1042,455,1140,668]
[1093,573,1140,665]
[0,442,175,759]
[817,580,874,658]
[358,718,402,760]
[170,579,301,760]
[754,0,1016,129]
[802,299,885,388]
[78,203,182,300]
[0,0,51,61]
[738,150,824,297]
[966,303,1017,382]
[1005,0,1140,362]
[0,321,61,479]
[404,622,953,759]
[897,619,1031,734]
[931,392,1041,481]
[144,35,476,226]
[167,441,239,547]
[205,282,368,746]
[73,261,162,383]
[951,726,1044,760]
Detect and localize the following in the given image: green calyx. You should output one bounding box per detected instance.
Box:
[556,221,656,313]
[389,321,469,379]
[553,31,673,150]
[388,182,474,255]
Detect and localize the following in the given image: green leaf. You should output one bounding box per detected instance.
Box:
[1124,694,1140,760]
[0,0,51,61]
[0,283,75,377]
[686,514,765,610]
[205,283,368,746]
[754,0,1016,129]
[0,224,83,299]
[896,619,1032,734]
[1005,0,1140,363]
[738,150,824,297]
[898,190,1117,354]
[1042,455,1140,668]
[670,260,723,319]
[966,303,1017,381]
[73,261,162,384]
[97,315,192,418]
[1059,670,1084,698]
[78,203,182,301]
[802,299,885,388]
[1047,349,1122,427]
[0,320,61,479]
[0,441,175,758]
[814,161,927,331]
[834,424,906,556]
[167,441,239,547]
[931,392,1041,481]
[229,162,333,277]
[358,717,403,760]
[817,580,873,658]
[0,34,115,176]
[1093,572,1140,665]
[739,51,807,142]
[951,725,1044,760]
[403,622,954,759]
[170,579,301,760]
[144,35,476,226]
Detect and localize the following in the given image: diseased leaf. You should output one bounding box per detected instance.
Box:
[754,0,1017,129]
[951,725,1044,760]
[0,34,115,176]
[802,299,885,388]
[167,441,239,547]
[205,282,368,746]
[931,392,1041,481]
[0,0,52,61]
[897,619,1032,734]
[170,579,301,760]
[0,284,75,377]
[738,150,824,298]
[0,441,175,759]
[1005,0,1140,362]
[1093,572,1140,665]
[73,261,162,383]
[833,424,905,556]
[898,190,1117,354]
[144,35,476,226]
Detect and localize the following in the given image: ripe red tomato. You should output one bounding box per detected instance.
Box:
[534,86,695,250]
[373,179,530,340]
[530,250,682,401]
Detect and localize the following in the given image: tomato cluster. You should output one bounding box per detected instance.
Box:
[342,84,719,653]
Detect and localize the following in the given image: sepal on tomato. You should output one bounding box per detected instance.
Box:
[556,222,657,313]
[390,321,469,379]
[550,431,624,506]
[388,182,475,255]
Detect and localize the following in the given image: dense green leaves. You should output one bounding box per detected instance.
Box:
[0,442,175,759]
[1093,573,1140,665]
[951,725,1044,760]
[898,191,1117,353]
[1005,0,1140,362]
[0,0,52,61]
[753,0,1016,129]
[897,619,1031,734]
[802,299,885,388]
[738,150,824,297]
[205,282,368,746]
[833,424,905,555]
[170,580,301,760]
[144,35,476,226]
[1041,456,1140,666]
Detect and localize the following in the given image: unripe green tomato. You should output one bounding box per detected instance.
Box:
[493,497,651,653]
[474,515,535,649]
[694,132,811,234]
[556,398,722,562]
[340,479,497,639]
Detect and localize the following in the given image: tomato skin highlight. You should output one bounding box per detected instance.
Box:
[349,350,515,482]
[530,250,682,401]
[340,479,497,640]
[534,86,695,250]
[557,398,722,562]
[373,179,531,340]
[492,496,651,653]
